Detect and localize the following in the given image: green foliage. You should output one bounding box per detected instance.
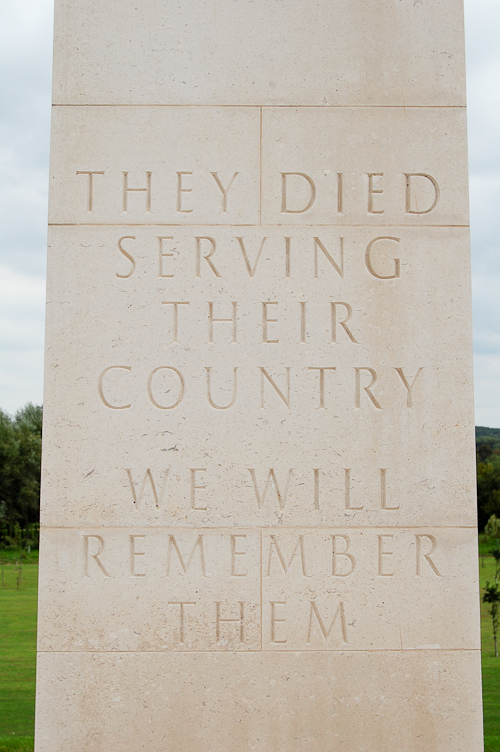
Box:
[486,515,500,542]
[477,426,500,451]
[476,429,500,530]
[493,548,500,584]
[483,581,500,657]
[0,405,42,548]
[477,458,500,531]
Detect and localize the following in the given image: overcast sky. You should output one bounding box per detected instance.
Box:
[0,0,499,426]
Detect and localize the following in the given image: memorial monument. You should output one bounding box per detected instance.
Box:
[35,1,483,750]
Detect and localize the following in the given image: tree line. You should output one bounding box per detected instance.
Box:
[476,426,500,530]
[0,403,42,548]
[1,406,500,547]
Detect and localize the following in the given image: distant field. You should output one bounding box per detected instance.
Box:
[1,555,499,750]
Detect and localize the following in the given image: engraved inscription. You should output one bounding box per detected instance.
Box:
[415,534,442,576]
[121,466,400,515]
[126,468,169,509]
[307,601,349,645]
[71,169,441,219]
[64,528,462,653]
[110,230,406,281]
[99,365,425,411]
[249,468,294,510]
[166,534,208,576]
[122,171,152,213]
[266,535,309,577]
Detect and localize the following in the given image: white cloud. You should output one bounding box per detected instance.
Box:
[0,266,45,413]
[0,0,52,278]
[475,354,500,428]
[464,0,500,426]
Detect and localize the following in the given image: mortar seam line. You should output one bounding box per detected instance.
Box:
[51,104,467,109]
[48,223,471,228]
[36,648,482,654]
[39,525,479,531]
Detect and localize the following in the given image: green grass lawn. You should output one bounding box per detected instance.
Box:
[1,554,500,751]
[0,561,37,752]
[480,554,500,751]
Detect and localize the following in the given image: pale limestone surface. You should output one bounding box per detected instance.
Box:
[36,652,482,752]
[52,0,466,106]
[36,1,482,751]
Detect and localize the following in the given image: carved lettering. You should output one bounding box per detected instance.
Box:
[365,237,401,280]
[230,535,247,577]
[116,236,136,278]
[367,173,384,214]
[300,301,307,343]
[206,367,238,409]
[190,468,208,511]
[76,170,104,212]
[215,602,245,643]
[260,367,290,408]
[195,237,222,278]
[332,535,356,576]
[248,468,294,510]
[83,535,111,577]
[168,602,196,644]
[130,535,146,577]
[126,468,169,510]
[337,172,344,214]
[314,468,320,509]
[266,535,309,577]
[237,237,267,278]
[98,366,131,410]
[378,534,394,576]
[162,301,190,343]
[97,365,421,412]
[122,171,151,213]
[380,468,399,510]
[285,237,291,278]
[405,173,440,214]
[355,367,382,409]
[344,468,363,510]
[166,534,208,576]
[176,171,193,213]
[331,302,359,344]
[262,302,279,343]
[158,237,176,278]
[270,601,287,644]
[307,600,348,644]
[281,172,316,213]
[210,172,239,213]
[208,302,237,343]
[313,236,343,278]
[416,534,442,576]
[147,367,185,409]
[394,367,424,408]
[308,367,336,409]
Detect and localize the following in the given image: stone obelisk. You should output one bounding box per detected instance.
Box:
[36,2,483,750]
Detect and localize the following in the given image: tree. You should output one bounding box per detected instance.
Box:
[483,582,500,658]
[0,403,42,546]
[477,456,500,530]
[478,443,494,462]
[485,514,500,542]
